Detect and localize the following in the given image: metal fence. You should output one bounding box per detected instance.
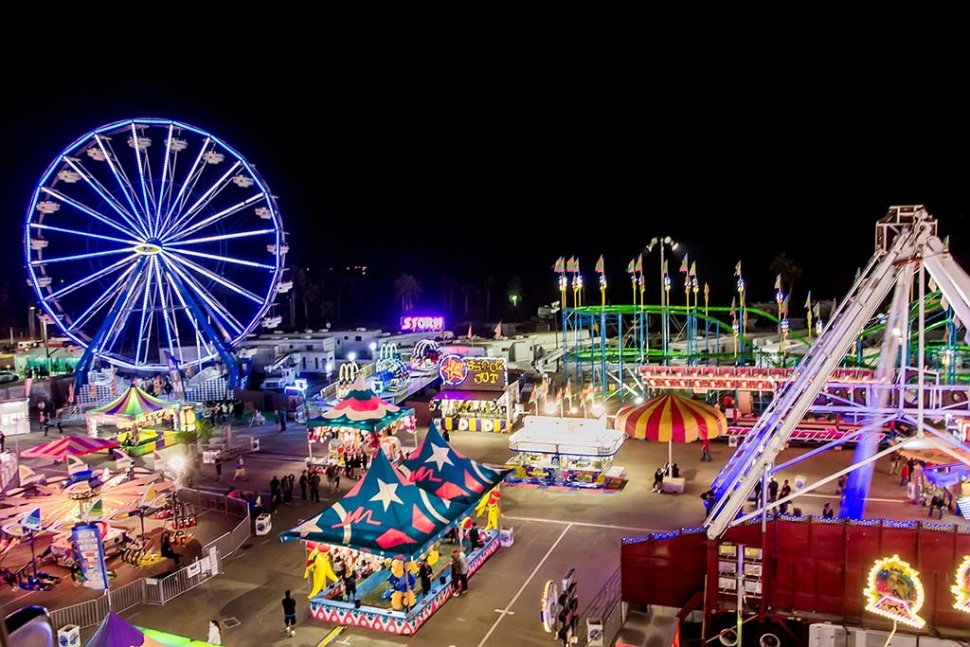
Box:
[48,489,251,631]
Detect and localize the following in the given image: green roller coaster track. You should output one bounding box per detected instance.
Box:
[560,291,968,378]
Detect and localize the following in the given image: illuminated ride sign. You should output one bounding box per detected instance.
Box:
[438,355,507,391]
[400,316,445,333]
[864,554,926,628]
[952,555,970,613]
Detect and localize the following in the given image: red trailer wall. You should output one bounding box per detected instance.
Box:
[622,519,970,633]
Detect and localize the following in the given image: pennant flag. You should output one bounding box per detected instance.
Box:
[689,261,697,278]
[679,254,689,273]
[467,323,473,339]
[568,257,579,273]
[781,295,789,316]
[854,267,861,283]
[813,303,821,318]
[556,388,563,406]
[704,282,710,302]
[635,254,643,273]
[804,291,812,309]
[553,257,566,273]
[626,259,635,274]
[661,259,668,276]
[944,235,950,252]
[20,507,42,532]
[595,255,605,274]
[67,455,87,476]
[730,296,737,320]
[774,274,782,292]
[529,386,539,404]
[734,261,742,277]
[85,498,104,522]
[494,321,503,339]
[928,277,938,293]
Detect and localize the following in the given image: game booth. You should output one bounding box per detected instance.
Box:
[306,376,416,470]
[505,415,628,490]
[430,355,519,433]
[85,386,196,455]
[281,424,509,635]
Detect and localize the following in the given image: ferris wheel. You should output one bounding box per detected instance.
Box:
[24,118,290,387]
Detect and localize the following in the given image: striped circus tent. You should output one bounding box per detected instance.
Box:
[614,393,725,460]
[88,386,171,420]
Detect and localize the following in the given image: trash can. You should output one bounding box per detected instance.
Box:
[586,617,604,646]
[58,624,81,647]
[499,527,514,547]
[255,513,272,536]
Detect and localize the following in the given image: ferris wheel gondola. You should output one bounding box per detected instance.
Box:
[24,118,287,388]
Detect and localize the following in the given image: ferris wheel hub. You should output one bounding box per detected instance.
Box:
[133,242,162,256]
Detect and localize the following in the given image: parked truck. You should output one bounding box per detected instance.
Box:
[621,517,970,647]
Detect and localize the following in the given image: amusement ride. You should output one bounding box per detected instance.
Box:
[24,118,290,389]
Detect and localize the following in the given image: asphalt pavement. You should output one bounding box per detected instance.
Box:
[87,420,964,647]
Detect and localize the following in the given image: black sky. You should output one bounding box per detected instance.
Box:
[4,48,969,321]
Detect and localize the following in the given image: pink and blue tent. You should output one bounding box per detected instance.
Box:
[399,423,508,505]
[280,448,464,559]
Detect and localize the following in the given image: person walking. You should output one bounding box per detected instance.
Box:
[207,620,222,645]
[455,548,469,594]
[233,455,248,482]
[214,455,223,482]
[281,590,297,637]
[299,471,308,500]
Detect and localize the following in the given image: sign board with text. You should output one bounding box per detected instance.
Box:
[71,522,108,590]
[400,315,445,333]
[439,355,507,391]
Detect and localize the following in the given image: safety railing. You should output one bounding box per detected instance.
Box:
[49,578,146,631]
[48,489,250,630]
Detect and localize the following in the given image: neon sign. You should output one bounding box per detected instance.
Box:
[864,554,926,628]
[952,555,970,613]
[439,355,507,391]
[400,316,444,333]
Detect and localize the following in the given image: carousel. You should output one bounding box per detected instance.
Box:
[86,386,195,455]
[306,376,416,471]
[614,393,725,493]
[281,424,508,635]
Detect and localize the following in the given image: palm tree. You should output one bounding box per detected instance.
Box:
[506,276,523,312]
[292,267,320,329]
[439,275,458,313]
[394,274,421,313]
[770,253,803,296]
[460,282,477,315]
[484,275,495,320]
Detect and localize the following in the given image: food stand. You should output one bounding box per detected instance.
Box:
[505,416,627,489]
[430,355,519,433]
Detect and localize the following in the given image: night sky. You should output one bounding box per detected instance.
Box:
[4,63,968,329]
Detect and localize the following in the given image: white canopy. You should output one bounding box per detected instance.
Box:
[509,415,625,456]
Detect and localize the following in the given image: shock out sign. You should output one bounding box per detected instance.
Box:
[400,316,444,333]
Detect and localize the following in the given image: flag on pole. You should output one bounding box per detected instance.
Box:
[679,254,689,273]
[564,378,573,404]
[567,257,578,273]
[854,267,861,283]
[661,259,668,276]
[774,274,782,292]
[467,323,473,339]
[944,235,950,252]
[595,255,605,274]
[635,254,643,274]
[813,303,821,318]
[781,295,789,316]
[734,261,742,277]
[689,262,697,278]
[730,296,737,320]
[553,257,566,273]
[804,291,811,309]
[626,259,635,274]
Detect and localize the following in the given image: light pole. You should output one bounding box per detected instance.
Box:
[28,306,36,341]
[646,237,679,366]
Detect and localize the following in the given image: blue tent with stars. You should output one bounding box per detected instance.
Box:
[399,423,509,506]
[280,448,465,559]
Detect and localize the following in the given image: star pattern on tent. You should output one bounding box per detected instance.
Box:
[425,443,454,470]
[369,478,404,512]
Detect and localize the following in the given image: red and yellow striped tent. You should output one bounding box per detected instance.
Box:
[614,393,725,442]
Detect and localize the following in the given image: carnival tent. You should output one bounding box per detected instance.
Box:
[20,435,120,461]
[307,375,414,432]
[399,423,508,505]
[281,448,463,558]
[85,612,167,647]
[614,393,726,467]
[88,386,172,420]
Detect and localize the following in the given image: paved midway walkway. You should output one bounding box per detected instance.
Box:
[29,418,958,647]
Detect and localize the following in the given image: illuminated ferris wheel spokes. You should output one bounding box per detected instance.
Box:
[24,118,288,386]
